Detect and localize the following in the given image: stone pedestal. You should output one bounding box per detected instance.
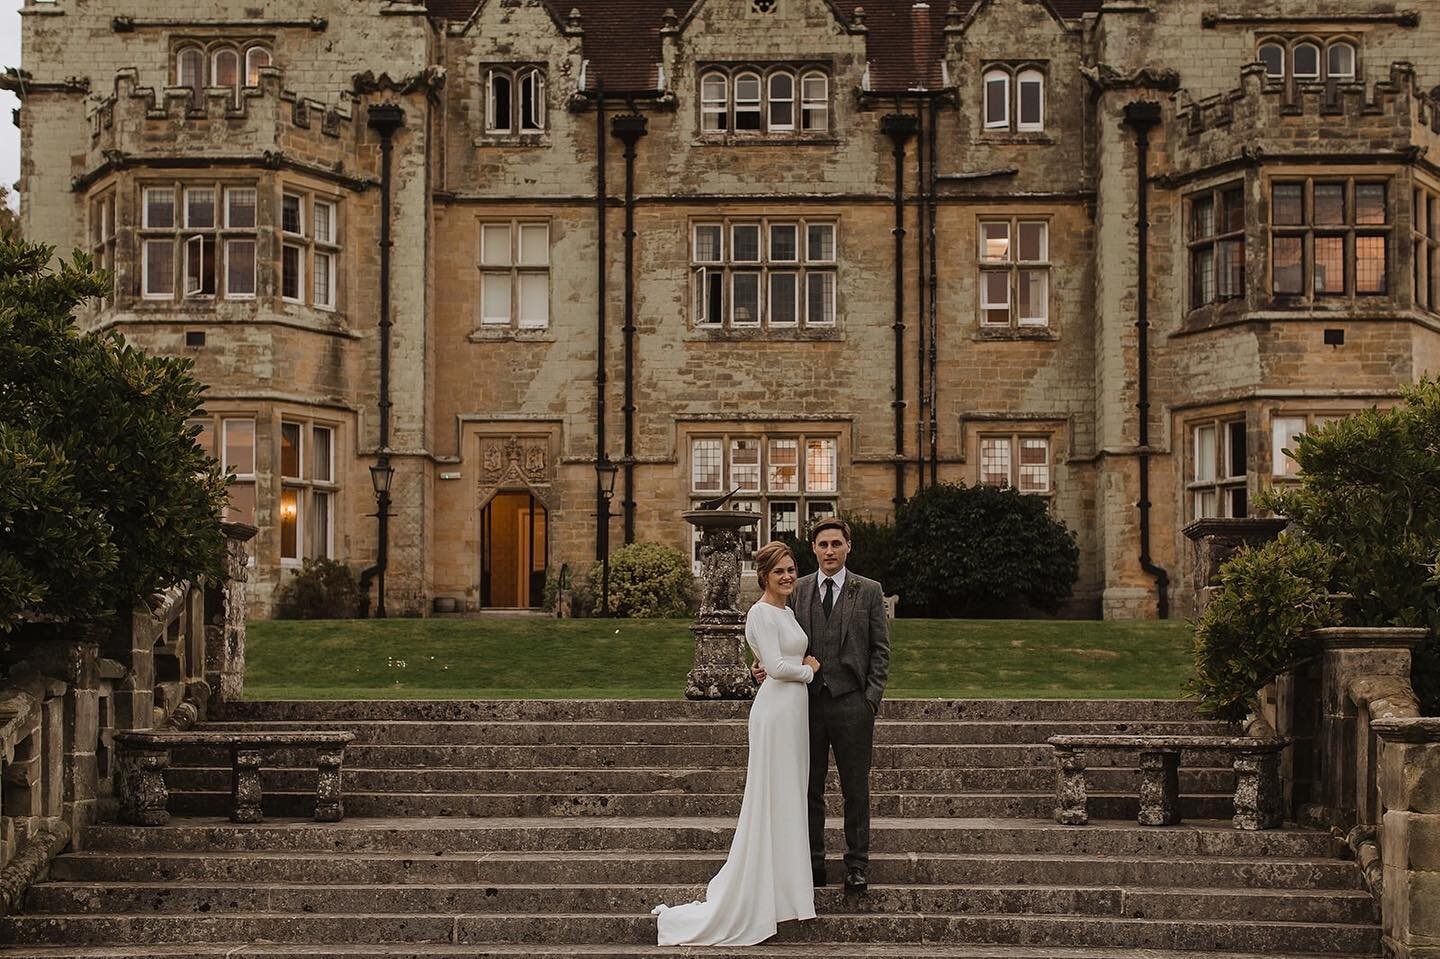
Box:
[1373,718,1440,959]
[681,509,759,701]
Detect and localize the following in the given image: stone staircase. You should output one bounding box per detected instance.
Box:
[0,699,1380,957]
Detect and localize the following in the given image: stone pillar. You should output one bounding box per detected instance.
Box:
[230,748,264,824]
[681,510,760,700]
[1233,747,1284,831]
[1137,749,1181,826]
[208,523,257,707]
[1373,718,1440,959]
[1053,746,1088,825]
[113,742,170,827]
[1181,518,1288,615]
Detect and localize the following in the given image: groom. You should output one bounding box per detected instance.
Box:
[752,516,890,895]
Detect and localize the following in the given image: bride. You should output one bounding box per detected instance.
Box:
[653,540,821,946]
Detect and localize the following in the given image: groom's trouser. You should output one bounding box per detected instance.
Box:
[808,687,874,872]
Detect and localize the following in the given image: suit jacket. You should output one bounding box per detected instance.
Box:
[788,570,891,714]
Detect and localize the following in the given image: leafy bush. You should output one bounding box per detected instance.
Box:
[0,238,228,629]
[891,482,1080,617]
[605,542,695,618]
[1188,536,1340,722]
[273,558,363,620]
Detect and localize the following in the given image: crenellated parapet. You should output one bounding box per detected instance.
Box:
[1171,61,1437,177]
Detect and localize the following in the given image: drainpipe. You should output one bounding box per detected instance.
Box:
[927,96,939,486]
[594,89,609,565]
[914,101,928,489]
[1123,100,1169,619]
[881,113,918,511]
[611,112,648,545]
[358,102,405,619]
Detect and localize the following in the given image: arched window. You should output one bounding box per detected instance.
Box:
[1327,41,1356,80]
[767,71,795,131]
[733,71,762,131]
[487,69,513,132]
[211,47,240,105]
[1292,41,1321,80]
[1258,42,1285,79]
[176,47,204,96]
[244,46,271,87]
[983,68,1010,130]
[519,68,545,132]
[1016,68,1044,131]
[701,72,729,132]
[800,71,828,132]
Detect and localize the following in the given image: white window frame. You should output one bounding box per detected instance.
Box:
[1291,41,1321,80]
[280,420,305,482]
[983,69,1010,130]
[1189,417,1249,519]
[312,199,339,311]
[1016,69,1045,132]
[487,68,513,133]
[477,219,551,330]
[733,71,762,130]
[211,46,240,102]
[176,47,204,91]
[978,217,1050,329]
[767,70,795,132]
[1258,42,1285,79]
[701,71,729,132]
[1326,41,1356,79]
[244,45,271,87]
[690,216,838,331]
[519,67,546,132]
[279,485,304,565]
[800,71,828,132]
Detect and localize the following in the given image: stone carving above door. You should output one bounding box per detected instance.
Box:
[477,434,553,497]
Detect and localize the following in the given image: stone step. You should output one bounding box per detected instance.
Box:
[23,882,1378,925]
[166,742,1241,770]
[47,850,1364,890]
[161,788,1237,821]
[160,764,1238,795]
[0,911,1382,953]
[195,719,1239,746]
[214,700,1212,724]
[77,818,1341,859]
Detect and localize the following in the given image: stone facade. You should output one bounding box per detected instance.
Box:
[10,0,1440,617]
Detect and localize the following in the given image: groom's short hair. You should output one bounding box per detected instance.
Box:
[809,516,851,544]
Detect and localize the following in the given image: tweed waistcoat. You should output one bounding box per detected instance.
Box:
[809,581,858,696]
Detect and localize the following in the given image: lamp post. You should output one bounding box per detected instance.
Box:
[368,459,395,618]
[597,459,619,614]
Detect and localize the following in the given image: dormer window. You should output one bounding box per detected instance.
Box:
[1256,37,1359,83]
[486,67,546,135]
[697,65,830,137]
[982,64,1046,134]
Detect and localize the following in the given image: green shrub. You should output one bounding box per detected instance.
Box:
[605,542,695,618]
[891,482,1080,617]
[273,558,363,620]
[0,238,228,629]
[1188,536,1340,722]
[543,563,597,618]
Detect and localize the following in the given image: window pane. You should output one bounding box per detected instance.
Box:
[1018,269,1047,325]
[769,501,798,539]
[1018,438,1050,493]
[281,422,302,479]
[805,271,835,325]
[730,438,761,492]
[313,251,334,307]
[1314,235,1344,294]
[1293,43,1320,78]
[282,194,303,234]
[227,482,256,526]
[980,437,1011,487]
[282,244,303,300]
[313,201,334,245]
[806,500,836,529]
[706,271,724,325]
[1272,416,1307,476]
[805,438,837,492]
[518,272,549,327]
[1218,238,1244,298]
[1226,420,1247,478]
[982,269,1010,309]
[701,73,728,132]
[490,72,512,130]
[1017,221,1046,261]
[984,74,1008,127]
[1356,235,1387,293]
[1328,42,1355,78]
[226,187,256,229]
[1192,196,1215,241]
[806,223,835,262]
[144,239,174,296]
[732,224,761,262]
[312,426,333,482]
[481,224,512,266]
[1272,183,1304,225]
[694,224,722,262]
[310,491,332,560]
[734,73,761,130]
[1192,245,1216,307]
[177,49,203,90]
[213,49,239,88]
[768,72,794,128]
[1272,236,1303,294]
[769,272,798,325]
[1221,186,1245,233]
[768,438,799,493]
[732,272,760,324]
[1356,183,1387,224]
[184,235,216,296]
[1314,183,1345,225]
[224,419,256,475]
[981,221,1011,261]
[692,439,722,492]
[801,72,828,131]
[520,70,544,131]
[1228,486,1248,519]
[185,188,215,229]
[1195,488,1218,519]
[280,487,300,560]
[190,419,215,457]
[1194,425,1217,482]
[518,224,548,266]
[769,223,798,261]
[1018,76,1042,128]
[482,272,512,324]
[145,188,175,229]
[245,47,271,86]
[1259,43,1284,79]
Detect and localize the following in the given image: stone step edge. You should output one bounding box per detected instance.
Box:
[161,789,1239,800]
[166,764,1239,773]
[0,946,1383,959]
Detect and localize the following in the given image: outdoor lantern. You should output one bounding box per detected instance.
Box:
[597,459,619,501]
[369,461,396,498]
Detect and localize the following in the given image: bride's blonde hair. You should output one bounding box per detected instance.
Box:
[754,541,796,591]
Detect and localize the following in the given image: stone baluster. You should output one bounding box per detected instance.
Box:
[230,747,264,824]
[1137,749,1181,826]
[115,744,170,826]
[1233,747,1284,830]
[315,747,346,822]
[1053,745,1087,825]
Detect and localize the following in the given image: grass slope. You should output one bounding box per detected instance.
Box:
[245,617,1194,700]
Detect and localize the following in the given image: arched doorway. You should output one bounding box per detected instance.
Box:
[480,490,548,609]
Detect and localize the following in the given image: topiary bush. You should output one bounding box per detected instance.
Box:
[273,558,363,620]
[605,542,695,618]
[891,482,1080,617]
[1188,536,1340,722]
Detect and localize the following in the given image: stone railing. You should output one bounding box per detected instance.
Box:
[0,523,255,913]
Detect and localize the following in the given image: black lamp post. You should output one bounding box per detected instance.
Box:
[369,459,396,618]
[596,459,619,614]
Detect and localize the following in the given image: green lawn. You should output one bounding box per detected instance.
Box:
[245,617,1196,700]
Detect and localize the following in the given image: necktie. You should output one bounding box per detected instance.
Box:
[822,578,835,618]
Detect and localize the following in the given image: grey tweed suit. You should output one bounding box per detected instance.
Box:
[787,569,890,874]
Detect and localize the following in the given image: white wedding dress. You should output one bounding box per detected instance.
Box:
[653,600,817,946]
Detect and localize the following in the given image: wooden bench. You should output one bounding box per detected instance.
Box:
[1046,734,1290,831]
[113,730,354,826]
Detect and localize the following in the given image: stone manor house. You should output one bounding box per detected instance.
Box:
[9,0,1440,618]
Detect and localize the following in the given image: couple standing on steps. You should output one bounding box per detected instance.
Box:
[653,517,892,946]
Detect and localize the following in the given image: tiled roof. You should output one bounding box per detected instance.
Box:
[422,0,1103,93]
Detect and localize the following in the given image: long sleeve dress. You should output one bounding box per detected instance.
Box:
[652,600,817,946]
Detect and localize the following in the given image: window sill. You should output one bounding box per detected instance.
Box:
[101,302,358,338]
[686,325,842,342]
[693,135,840,148]
[468,326,556,343]
[474,133,551,148]
[971,326,1058,341]
[975,132,1056,146]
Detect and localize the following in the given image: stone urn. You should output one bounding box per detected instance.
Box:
[681,508,760,700]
